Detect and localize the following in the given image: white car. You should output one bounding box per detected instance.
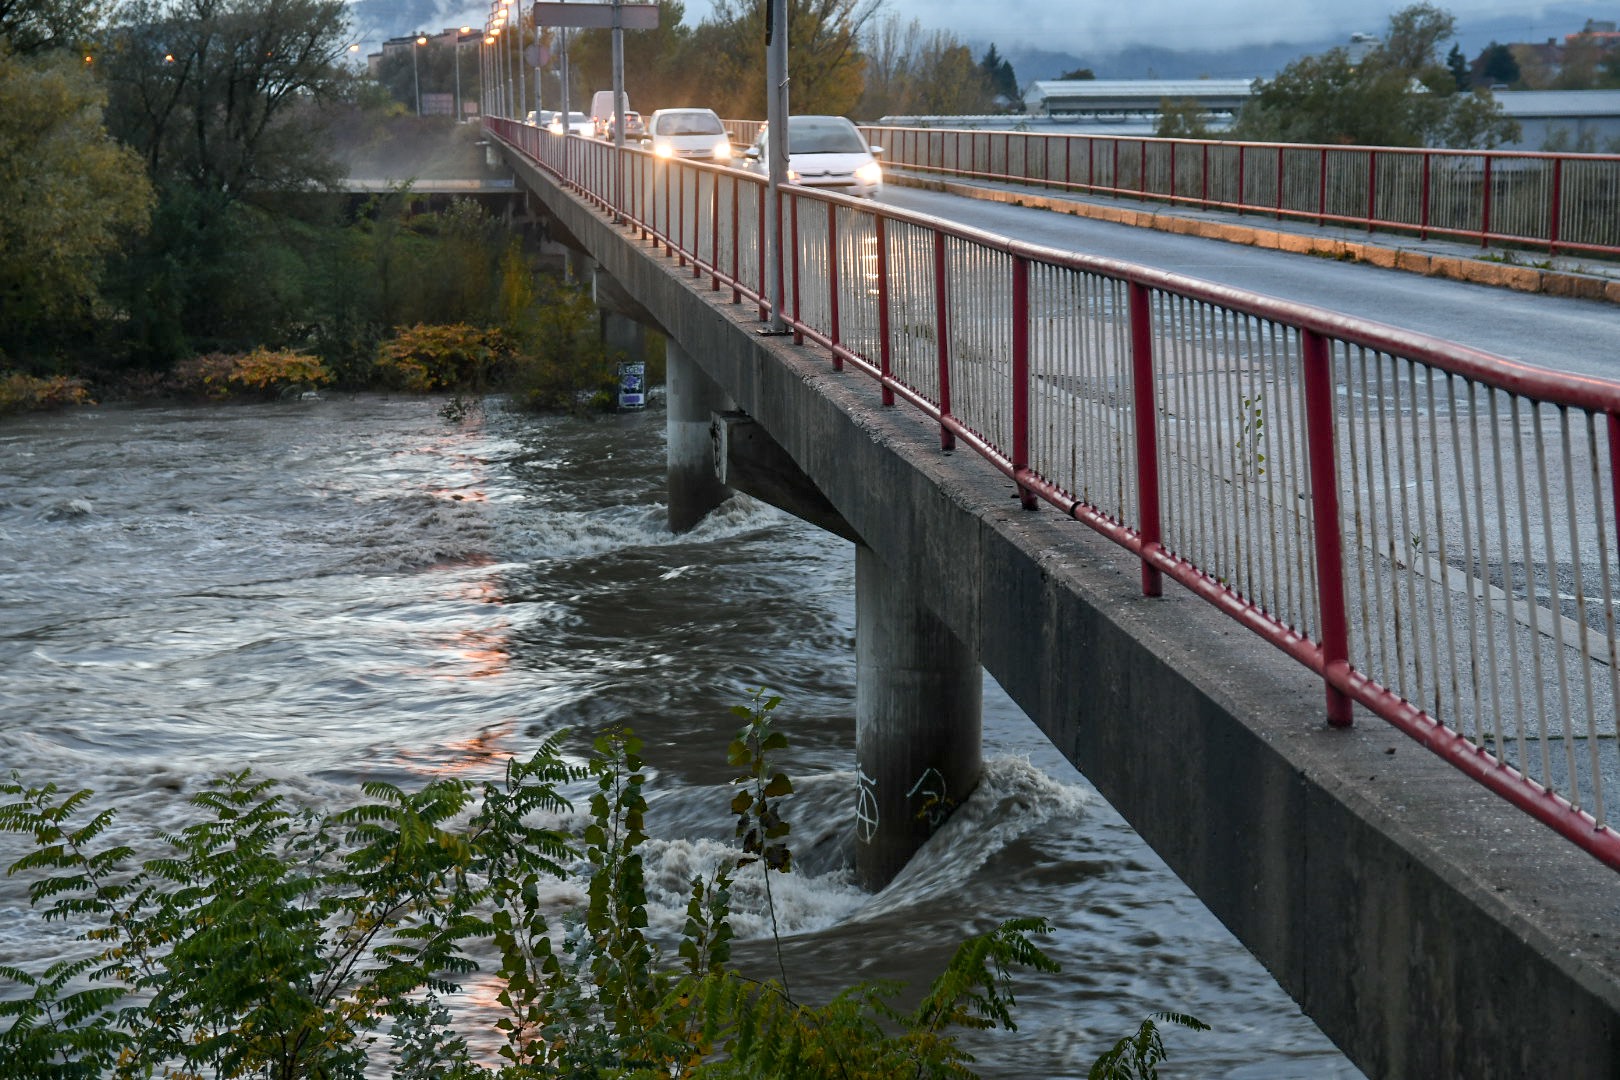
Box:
[641,108,732,162]
[742,115,883,198]
[548,110,592,137]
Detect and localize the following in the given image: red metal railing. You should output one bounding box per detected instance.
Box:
[491,117,1620,871]
[828,124,1620,259]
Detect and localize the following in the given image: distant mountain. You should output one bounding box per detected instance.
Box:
[996,2,1620,87]
[1001,39,1339,83]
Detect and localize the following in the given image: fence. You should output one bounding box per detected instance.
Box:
[490,116,1620,871]
[851,125,1620,259]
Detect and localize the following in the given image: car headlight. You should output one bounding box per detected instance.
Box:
[712,140,732,161]
[855,162,882,186]
[655,143,673,158]
[549,122,563,135]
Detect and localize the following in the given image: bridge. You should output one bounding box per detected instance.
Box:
[473,115,1620,1077]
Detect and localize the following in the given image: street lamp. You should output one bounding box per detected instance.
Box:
[455,26,471,121]
[412,34,426,116]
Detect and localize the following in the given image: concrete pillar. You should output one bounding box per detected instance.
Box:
[854,543,982,890]
[666,340,732,533]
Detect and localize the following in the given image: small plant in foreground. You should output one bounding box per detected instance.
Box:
[0,697,1200,1078]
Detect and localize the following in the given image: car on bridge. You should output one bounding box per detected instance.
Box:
[605,110,645,141]
[641,108,732,161]
[549,110,592,137]
[740,115,883,198]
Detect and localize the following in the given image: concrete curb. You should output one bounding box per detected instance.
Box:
[895,173,1620,306]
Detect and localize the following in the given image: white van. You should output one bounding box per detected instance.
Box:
[590,89,629,139]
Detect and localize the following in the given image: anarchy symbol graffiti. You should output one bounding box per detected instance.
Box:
[855,767,879,842]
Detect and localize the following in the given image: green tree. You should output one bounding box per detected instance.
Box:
[1474,40,1519,87]
[558,1,701,113]
[1445,43,1469,90]
[0,0,111,54]
[1059,67,1096,80]
[1155,98,1210,139]
[1231,3,1518,149]
[0,48,153,364]
[692,0,880,118]
[99,0,355,196]
[979,41,1017,104]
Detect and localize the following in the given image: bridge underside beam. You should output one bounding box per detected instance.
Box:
[496,137,1620,1080]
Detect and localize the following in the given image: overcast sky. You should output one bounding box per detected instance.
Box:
[669,0,1612,54]
[380,0,1614,59]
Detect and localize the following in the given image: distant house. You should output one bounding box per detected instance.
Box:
[1492,89,1620,151]
[1021,79,1254,124]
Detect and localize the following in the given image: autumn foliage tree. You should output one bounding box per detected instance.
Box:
[693,0,878,119]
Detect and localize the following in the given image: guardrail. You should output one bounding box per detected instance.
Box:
[491,116,1620,870]
[839,124,1620,259]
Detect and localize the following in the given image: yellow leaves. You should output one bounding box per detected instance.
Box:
[168,349,332,399]
[0,372,93,415]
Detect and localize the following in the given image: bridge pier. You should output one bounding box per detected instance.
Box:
[666,340,733,533]
[855,544,982,891]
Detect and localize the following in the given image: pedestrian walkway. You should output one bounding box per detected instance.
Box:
[888,168,1620,305]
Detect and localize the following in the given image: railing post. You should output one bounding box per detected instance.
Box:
[791,195,803,344]
[1011,254,1036,510]
[1201,142,1210,210]
[1549,156,1564,255]
[1237,143,1247,216]
[933,231,954,451]
[1302,329,1353,727]
[1169,140,1178,205]
[1420,152,1431,240]
[828,204,842,371]
[1366,150,1378,234]
[731,179,742,304]
[756,183,767,320]
[1129,282,1163,597]
[710,173,721,290]
[1317,147,1328,226]
[1481,156,1494,248]
[1276,147,1285,221]
[877,214,894,406]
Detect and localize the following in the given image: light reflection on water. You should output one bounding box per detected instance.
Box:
[0,395,1360,1078]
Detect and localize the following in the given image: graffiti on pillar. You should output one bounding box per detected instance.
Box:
[907,767,951,827]
[855,767,879,842]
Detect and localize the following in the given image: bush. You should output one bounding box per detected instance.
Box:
[0,372,93,415]
[372,322,513,392]
[168,348,333,400]
[0,693,1200,1078]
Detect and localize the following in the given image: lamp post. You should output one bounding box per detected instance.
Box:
[455,26,470,121]
[412,34,426,116]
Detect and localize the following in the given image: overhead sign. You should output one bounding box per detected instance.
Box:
[532,3,659,29]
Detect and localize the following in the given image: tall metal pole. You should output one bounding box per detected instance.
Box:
[764,0,789,333]
[516,8,526,121]
[412,35,423,115]
[611,0,626,147]
[455,28,468,121]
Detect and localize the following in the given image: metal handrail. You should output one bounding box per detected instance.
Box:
[490,116,1620,870]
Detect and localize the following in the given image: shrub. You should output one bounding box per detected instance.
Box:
[0,372,93,415]
[372,322,512,392]
[169,348,333,400]
[0,693,1200,1078]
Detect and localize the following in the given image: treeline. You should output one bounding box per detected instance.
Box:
[0,0,623,408]
[372,0,1022,125]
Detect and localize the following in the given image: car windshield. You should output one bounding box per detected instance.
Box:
[660,112,723,136]
[787,118,866,154]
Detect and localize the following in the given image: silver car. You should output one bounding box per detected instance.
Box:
[742,115,883,198]
[642,108,732,162]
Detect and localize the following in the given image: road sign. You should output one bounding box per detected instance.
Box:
[532,3,659,29]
